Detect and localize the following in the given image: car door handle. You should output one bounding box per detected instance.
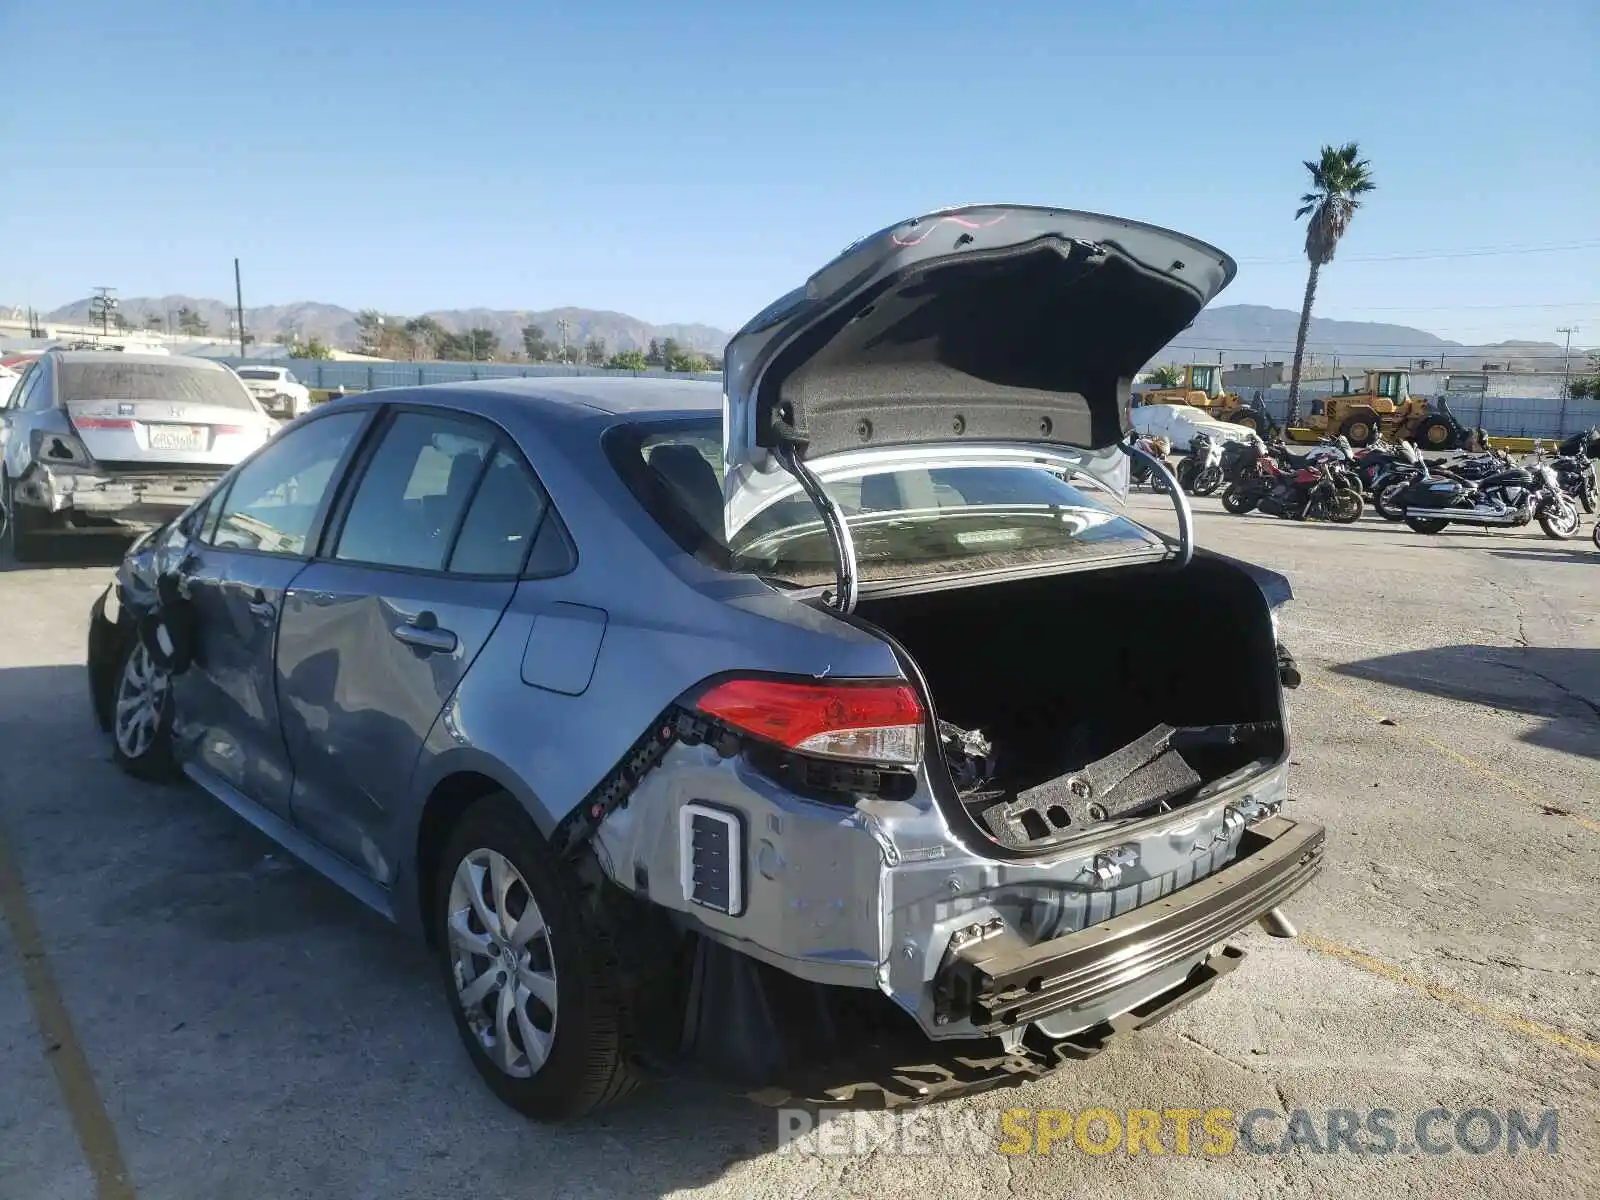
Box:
[392,613,457,654]
[247,588,276,620]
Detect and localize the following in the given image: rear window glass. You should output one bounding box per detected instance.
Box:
[60,362,257,410]
[236,368,282,381]
[612,417,1163,588]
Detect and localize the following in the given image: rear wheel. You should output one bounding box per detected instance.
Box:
[1406,516,1450,534]
[4,478,54,563]
[1229,409,1264,433]
[1221,484,1256,515]
[433,793,643,1121]
[1192,466,1223,496]
[1413,416,1457,451]
[1537,500,1581,540]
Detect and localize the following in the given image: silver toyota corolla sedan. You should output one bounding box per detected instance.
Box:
[86,205,1322,1121]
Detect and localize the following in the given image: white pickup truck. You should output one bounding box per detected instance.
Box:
[232,365,311,419]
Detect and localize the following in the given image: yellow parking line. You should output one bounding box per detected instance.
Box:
[1300,933,1600,1064]
[0,822,136,1199]
[1308,675,1600,833]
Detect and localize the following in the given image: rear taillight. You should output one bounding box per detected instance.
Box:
[69,417,134,430]
[696,678,924,766]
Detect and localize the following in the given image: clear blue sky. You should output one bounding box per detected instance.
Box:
[1,0,1594,346]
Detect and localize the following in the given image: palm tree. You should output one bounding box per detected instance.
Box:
[1285,143,1376,427]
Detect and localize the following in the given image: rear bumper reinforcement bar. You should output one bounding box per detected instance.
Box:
[935,815,1324,1033]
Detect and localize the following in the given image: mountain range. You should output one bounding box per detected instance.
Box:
[32,295,1573,370]
[38,296,730,357]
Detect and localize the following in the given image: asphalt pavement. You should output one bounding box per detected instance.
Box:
[1,495,1596,1199]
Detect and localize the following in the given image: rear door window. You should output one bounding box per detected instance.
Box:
[446,447,550,576]
[332,412,496,571]
[208,411,366,555]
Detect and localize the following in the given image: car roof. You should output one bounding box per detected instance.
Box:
[47,350,228,370]
[433,375,722,424]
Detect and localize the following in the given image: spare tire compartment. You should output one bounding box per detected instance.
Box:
[852,555,1286,855]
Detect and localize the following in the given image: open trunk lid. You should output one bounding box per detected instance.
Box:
[723,205,1236,543]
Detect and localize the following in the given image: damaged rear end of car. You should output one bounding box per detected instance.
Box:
[579,206,1324,1100]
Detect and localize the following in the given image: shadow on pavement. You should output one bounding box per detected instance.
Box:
[0,663,785,1199]
[1331,645,1600,760]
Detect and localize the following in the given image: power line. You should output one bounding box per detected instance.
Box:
[1324,301,1600,312]
[1235,239,1600,266]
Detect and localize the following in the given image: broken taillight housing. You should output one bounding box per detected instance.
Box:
[696,678,925,766]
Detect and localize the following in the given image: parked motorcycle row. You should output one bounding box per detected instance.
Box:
[1138,427,1600,547]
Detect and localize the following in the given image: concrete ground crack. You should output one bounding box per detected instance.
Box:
[1495,660,1600,723]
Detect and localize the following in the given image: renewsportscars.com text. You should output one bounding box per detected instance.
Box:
[776,1106,1560,1158]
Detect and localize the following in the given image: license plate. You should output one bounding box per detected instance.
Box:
[147,425,206,451]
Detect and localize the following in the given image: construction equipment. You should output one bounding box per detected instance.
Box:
[1304,369,1468,450]
[1138,364,1269,434]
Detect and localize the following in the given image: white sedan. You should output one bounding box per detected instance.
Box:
[1131,402,1259,453]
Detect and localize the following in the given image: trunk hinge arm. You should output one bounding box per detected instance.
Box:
[777,443,859,614]
[1123,437,1194,568]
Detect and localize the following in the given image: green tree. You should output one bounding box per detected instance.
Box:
[143,314,165,332]
[606,349,648,371]
[1146,365,1183,387]
[1286,143,1376,426]
[644,337,663,367]
[405,316,447,359]
[176,306,209,336]
[521,324,552,361]
[290,336,334,360]
[438,328,500,361]
[583,337,607,366]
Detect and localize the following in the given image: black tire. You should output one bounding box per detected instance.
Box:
[1406,516,1450,534]
[1175,460,1197,492]
[1537,501,1581,540]
[1413,416,1457,452]
[1192,466,1223,496]
[433,792,643,1121]
[1329,489,1364,524]
[1581,484,1596,515]
[1221,483,1257,515]
[1593,520,1600,551]
[4,478,54,563]
[1228,409,1264,433]
[1339,415,1377,448]
[1374,480,1411,521]
[109,636,179,781]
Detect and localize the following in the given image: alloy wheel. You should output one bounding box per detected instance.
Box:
[446,849,558,1079]
[114,642,170,759]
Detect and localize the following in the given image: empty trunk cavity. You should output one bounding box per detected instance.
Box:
[855,556,1285,855]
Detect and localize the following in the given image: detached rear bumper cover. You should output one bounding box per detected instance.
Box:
[933,815,1324,1032]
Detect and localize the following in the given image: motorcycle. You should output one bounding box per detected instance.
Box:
[1396,457,1581,539]
[1175,431,1225,496]
[1374,446,1512,521]
[1549,429,1599,513]
[1269,436,1364,497]
[1222,458,1363,523]
[1128,435,1172,490]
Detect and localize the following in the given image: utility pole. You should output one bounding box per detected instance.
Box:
[234,258,247,356]
[1557,326,1579,435]
[89,287,118,336]
[557,318,572,363]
